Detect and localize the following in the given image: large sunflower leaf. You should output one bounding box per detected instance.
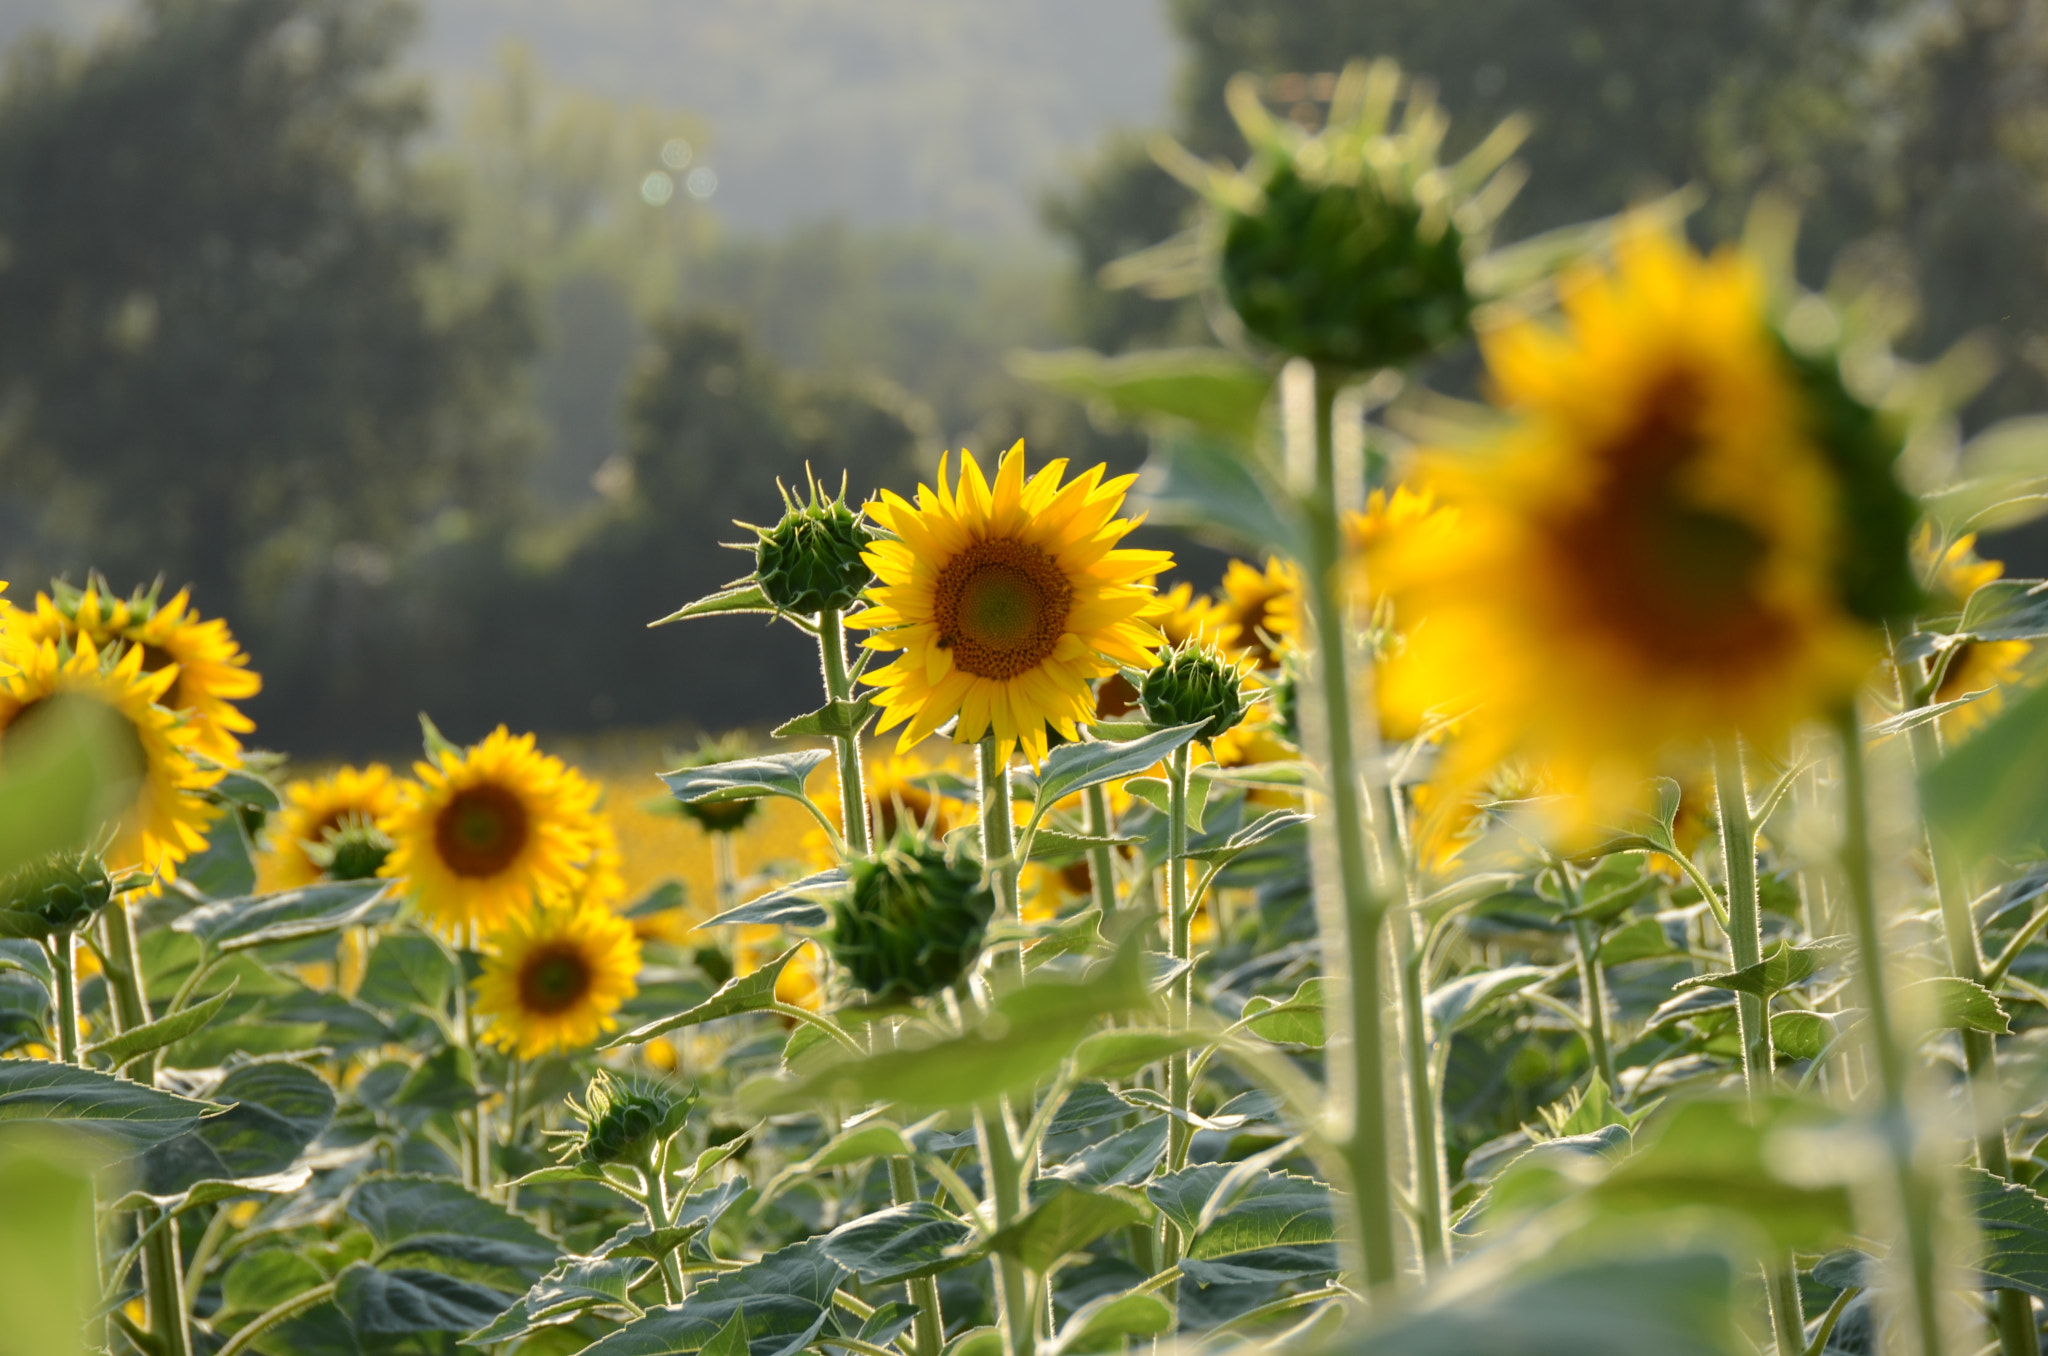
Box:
[348,1174,559,1287]
[1180,1172,1338,1286]
[1048,1118,1169,1189]
[1966,1165,2048,1298]
[651,581,781,627]
[0,1058,218,1151]
[607,945,806,1048]
[822,1201,977,1283]
[136,1059,335,1199]
[464,1255,650,1345]
[1959,578,2048,641]
[336,1261,514,1336]
[1049,1287,1175,1356]
[989,1182,1147,1273]
[660,750,833,807]
[1029,724,1208,822]
[1922,677,2048,864]
[173,880,393,952]
[700,872,842,930]
[577,1238,847,1356]
[1131,430,1303,558]
[82,984,236,1069]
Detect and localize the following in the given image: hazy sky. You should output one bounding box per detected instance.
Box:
[4,0,1177,237]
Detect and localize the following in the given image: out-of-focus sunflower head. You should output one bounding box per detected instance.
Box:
[1113,58,1527,372]
[1215,557,1301,671]
[474,898,642,1059]
[263,764,400,890]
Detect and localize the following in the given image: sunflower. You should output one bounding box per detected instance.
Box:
[1379,226,1881,825]
[262,764,400,889]
[0,636,221,877]
[4,583,260,760]
[1216,557,1301,669]
[1097,582,1237,719]
[1343,484,1462,744]
[853,442,1173,765]
[475,900,642,1058]
[1210,717,1302,808]
[380,726,602,937]
[1910,527,2035,738]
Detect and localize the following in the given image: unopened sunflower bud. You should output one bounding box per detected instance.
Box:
[0,849,112,939]
[565,1070,695,1167]
[664,736,764,835]
[830,839,994,1001]
[752,476,875,616]
[1141,641,1249,743]
[308,819,393,882]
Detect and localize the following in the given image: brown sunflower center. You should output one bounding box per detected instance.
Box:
[517,942,593,1015]
[434,783,530,878]
[1551,370,1782,668]
[933,539,1072,680]
[873,786,943,842]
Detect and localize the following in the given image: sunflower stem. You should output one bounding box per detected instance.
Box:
[1385,793,1450,1273]
[1083,784,1119,919]
[1557,866,1617,1094]
[641,1140,688,1303]
[888,1156,947,1356]
[1903,706,2039,1356]
[976,1099,1034,1356]
[1834,706,1949,1356]
[1712,742,1809,1356]
[45,932,80,1063]
[1291,360,1399,1294]
[977,738,1021,956]
[712,830,741,918]
[1160,744,1196,1302]
[819,607,873,856]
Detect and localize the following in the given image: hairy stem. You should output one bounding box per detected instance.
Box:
[45,932,79,1063]
[1083,784,1119,919]
[888,1157,946,1356]
[977,1101,1034,1356]
[820,607,872,856]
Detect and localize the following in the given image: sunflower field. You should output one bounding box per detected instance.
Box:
[15,57,2048,1356]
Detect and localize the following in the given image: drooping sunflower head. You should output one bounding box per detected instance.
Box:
[829,837,996,1002]
[0,847,113,940]
[1216,557,1301,670]
[0,636,221,878]
[749,472,878,617]
[4,579,261,760]
[1382,224,1905,822]
[474,898,642,1059]
[1915,524,2004,613]
[381,726,602,937]
[561,1069,695,1167]
[661,734,764,835]
[263,764,401,890]
[853,442,1173,766]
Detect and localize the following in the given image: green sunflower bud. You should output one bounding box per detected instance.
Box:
[1269,654,1303,746]
[0,848,112,939]
[307,818,392,882]
[662,735,764,834]
[830,838,995,1001]
[1140,641,1249,743]
[564,1070,696,1167]
[752,473,875,616]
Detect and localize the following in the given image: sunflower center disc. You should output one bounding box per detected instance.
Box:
[934,538,1072,680]
[435,783,531,878]
[519,943,593,1015]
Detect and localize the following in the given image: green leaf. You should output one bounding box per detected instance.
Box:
[754,945,1152,1111]
[608,945,807,1047]
[173,881,393,952]
[1348,1251,1742,1355]
[592,1221,709,1264]
[463,1256,649,1344]
[1121,774,1210,833]
[1047,1118,1168,1189]
[1009,347,1273,441]
[356,931,457,1014]
[1912,975,2011,1033]
[660,751,832,808]
[1959,578,2048,641]
[763,1120,913,1199]
[1426,966,1552,1041]
[337,1261,513,1335]
[1925,416,2048,533]
[83,984,236,1068]
[210,768,282,812]
[1922,677,2048,864]
[1048,1287,1175,1356]
[1241,977,1327,1048]
[0,1057,217,1151]
[651,582,781,627]
[1024,830,1141,863]
[392,1043,482,1112]
[1071,1027,1207,1080]
[1186,808,1311,865]
[578,1238,847,1356]
[1028,725,1207,822]
[701,873,841,930]
[139,1060,335,1199]
[1181,1171,1337,1286]
[1966,1165,2048,1298]
[1134,430,1302,557]
[1672,938,1848,998]
[221,1248,327,1317]
[822,1201,976,1283]
[348,1174,559,1288]
[1770,1010,1840,1062]
[1598,916,1676,966]
[1145,1164,1232,1239]
[989,1182,1146,1272]
[771,698,877,740]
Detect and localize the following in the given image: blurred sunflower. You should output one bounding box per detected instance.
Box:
[1216,557,1300,669]
[810,748,964,868]
[1344,483,1462,743]
[475,900,642,1058]
[853,442,1172,766]
[1210,717,1302,808]
[0,636,220,877]
[263,764,399,889]
[1913,526,2035,739]
[4,582,260,760]
[381,726,601,936]
[1381,226,1884,823]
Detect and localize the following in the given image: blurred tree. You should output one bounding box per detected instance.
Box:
[0,0,536,617]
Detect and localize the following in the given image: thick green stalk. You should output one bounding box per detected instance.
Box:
[1083,784,1119,918]
[819,607,872,855]
[1294,362,1399,1291]
[642,1141,688,1302]
[977,1101,1034,1356]
[100,896,152,1031]
[888,1157,947,1356]
[1905,716,2039,1356]
[977,739,1020,936]
[1165,745,1195,1170]
[1835,708,1948,1356]
[46,932,79,1063]
[1565,910,1616,1093]
[1712,744,1808,1356]
[1391,904,1449,1270]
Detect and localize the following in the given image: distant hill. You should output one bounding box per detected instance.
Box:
[2,0,1176,237]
